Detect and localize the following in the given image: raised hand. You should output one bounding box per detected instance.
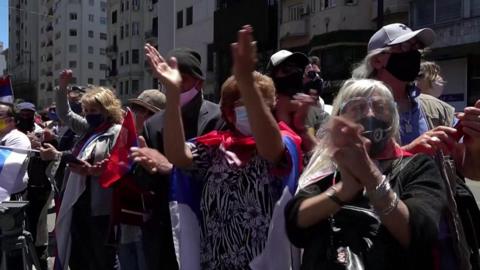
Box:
[144,43,182,93]
[231,25,257,86]
[130,136,173,175]
[403,125,458,155]
[59,69,73,90]
[39,143,61,161]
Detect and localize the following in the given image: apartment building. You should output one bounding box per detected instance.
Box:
[107,0,216,103]
[0,42,6,75]
[36,0,109,108]
[278,0,410,100]
[7,0,40,103]
[410,0,480,110]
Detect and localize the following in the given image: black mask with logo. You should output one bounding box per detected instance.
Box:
[273,71,304,97]
[359,116,391,157]
[16,116,35,133]
[385,50,421,82]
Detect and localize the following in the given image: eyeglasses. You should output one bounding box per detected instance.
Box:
[340,96,394,120]
[383,38,424,54]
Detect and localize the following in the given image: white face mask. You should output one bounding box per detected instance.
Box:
[180,87,199,107]
[234,106,252,136]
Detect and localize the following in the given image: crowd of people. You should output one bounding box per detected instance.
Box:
[1,22,480,270]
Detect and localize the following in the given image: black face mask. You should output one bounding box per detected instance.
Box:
[303,79,323,94]
[16,116,35,133]
[359,116,391,157]
[273,72,304,97]
[385,50,421,82]
[69,101,83,114]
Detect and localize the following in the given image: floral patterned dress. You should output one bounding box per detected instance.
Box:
[185,142,289,270]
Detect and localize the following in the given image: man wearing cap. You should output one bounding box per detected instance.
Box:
[128,89,166,134]
[352,23,480,180]
[268,49,327,152]
[131,44,223,270]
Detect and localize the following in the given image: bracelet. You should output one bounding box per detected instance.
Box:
[325,187,346,207]
[376,192,400,216]
[367,175,390,203]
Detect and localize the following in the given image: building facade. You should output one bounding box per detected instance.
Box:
[7,0,40,103]
[278,0,410,100]
[411,0,480,111]
[36,0,109,108]
[107,0,215,103]
[0,43,6,75]
[214,0,278,99]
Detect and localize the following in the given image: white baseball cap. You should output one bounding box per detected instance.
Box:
[268,50,309,69]
[367,23,435,52]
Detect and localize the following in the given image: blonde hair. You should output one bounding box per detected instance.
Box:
[299,79,399,188]
[81,86,123,124]
[419,61,445,89]
[220,71,276,110]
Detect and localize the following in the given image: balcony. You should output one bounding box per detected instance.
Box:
[46,54,53,62]
[46,71,53,77]
[46,40,53,47]
[106,45,118,57]
[46,24,53,32]
[279,19,308,39]
[48,8,54,16]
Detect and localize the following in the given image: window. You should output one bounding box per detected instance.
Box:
[69,61,77,68]
[101,1,107,12]
[132,22,140,35]
[287,4,303,22]
[55,62,61,70]
[112,11,117,24]
[344,0,357,5]
[207,44,214,71]
[100,17,107,25]
[88,62,94,69]
[120,26,124,39]
[473,0,480,16]
[152,17,158,36]
[177,10,183,29]
[100,33,107,40]
[412,0,461,27]
[88,30,94,38]
[55,32,61,40]
[186,7,193,25]
[89,14,94,22]
[70,13,77,20]
[99,79,107,86]
[120,53,124,66]
[120,82,124,95]
[308,0,317,13]
[125,81,129,95]
[88,78,94,84]
[121,1,124,12]
[100,48,106,55]
[69,29,77,36]
[125,51,129,64]
[126,0,129,10]
[88,46,94,54]
[68,44,77,52]
[100,64,108,70]
[322,0,336,9]
[89,0,94,6]
[125,24,129,37]
[132,49,139,64]
[132,0,140,10]
[132,80,139,93]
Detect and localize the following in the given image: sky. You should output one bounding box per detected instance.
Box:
[0,0,8,49]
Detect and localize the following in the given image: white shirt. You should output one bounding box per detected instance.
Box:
[0,129,31,194]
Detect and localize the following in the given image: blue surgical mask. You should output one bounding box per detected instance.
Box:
[85,113,105,129]
[234,106,252,136]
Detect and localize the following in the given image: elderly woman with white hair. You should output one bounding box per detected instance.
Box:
[285,79,448,270]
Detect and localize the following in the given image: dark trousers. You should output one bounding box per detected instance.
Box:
[69,184,118,270]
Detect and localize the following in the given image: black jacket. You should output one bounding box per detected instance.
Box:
[285,154,448,270]
[135,92,223,270]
